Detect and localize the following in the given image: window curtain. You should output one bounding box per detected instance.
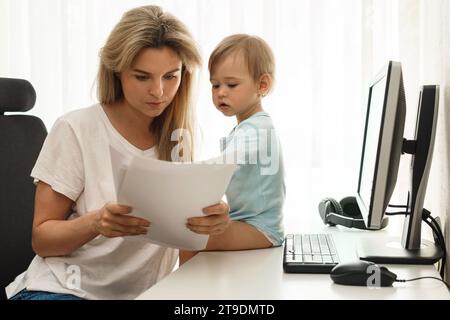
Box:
[1,0,449,278]
[0,0,365,230]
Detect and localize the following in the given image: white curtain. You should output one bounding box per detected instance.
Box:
[1,0,449,277]
[0,0,365,229]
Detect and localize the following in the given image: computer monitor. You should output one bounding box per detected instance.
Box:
[355,61,443,264]
[355,61,405,230]
[401,85,441,251]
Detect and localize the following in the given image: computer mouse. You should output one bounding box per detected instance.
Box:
[330,260,397,287]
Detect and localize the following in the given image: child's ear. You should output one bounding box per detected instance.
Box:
[258,73,272,97]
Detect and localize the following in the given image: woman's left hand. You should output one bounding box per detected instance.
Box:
[187,201,230,235]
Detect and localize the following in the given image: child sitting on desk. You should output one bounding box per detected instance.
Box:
[180,34,285,264]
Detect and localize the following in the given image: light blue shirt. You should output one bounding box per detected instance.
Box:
[221,112,285,245]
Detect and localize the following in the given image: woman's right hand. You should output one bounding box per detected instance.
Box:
[92,202,150,238]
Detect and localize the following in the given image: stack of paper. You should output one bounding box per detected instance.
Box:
[110,146,236,250]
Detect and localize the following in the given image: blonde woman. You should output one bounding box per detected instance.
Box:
[6,5,230,300]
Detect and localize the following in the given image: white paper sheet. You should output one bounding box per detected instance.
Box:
[109,146,237,250]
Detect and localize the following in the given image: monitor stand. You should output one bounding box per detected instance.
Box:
[357,237,443,264]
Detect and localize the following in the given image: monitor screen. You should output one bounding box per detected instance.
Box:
[401,85,440,250]
[358,76,386,215]
[356,61,405,230]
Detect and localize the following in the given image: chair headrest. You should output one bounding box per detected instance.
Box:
[0,77,36,113]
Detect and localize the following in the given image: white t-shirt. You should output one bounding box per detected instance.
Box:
[5,104,178,300]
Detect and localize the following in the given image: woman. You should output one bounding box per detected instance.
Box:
[6,5,230,300]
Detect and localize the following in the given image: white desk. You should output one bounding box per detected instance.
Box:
[136,230,450,300]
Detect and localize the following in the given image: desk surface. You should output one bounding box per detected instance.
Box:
[136,230,450,300]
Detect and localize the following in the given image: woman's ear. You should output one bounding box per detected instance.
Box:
[258,73,272,97]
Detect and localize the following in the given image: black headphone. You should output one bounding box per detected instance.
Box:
[318,196,388,230]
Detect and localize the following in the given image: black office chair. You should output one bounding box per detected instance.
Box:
[0,78,47,300]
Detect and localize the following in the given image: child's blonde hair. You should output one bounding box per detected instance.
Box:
[208,34,275,84]
[97,5,201,161]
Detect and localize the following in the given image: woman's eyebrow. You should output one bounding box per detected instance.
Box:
[132,68,181,74]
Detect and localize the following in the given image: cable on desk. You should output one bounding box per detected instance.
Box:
[396,277,450,290]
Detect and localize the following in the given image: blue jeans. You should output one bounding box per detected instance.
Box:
[10,289,85,300]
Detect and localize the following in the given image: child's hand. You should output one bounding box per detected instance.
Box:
[187,201,230,235]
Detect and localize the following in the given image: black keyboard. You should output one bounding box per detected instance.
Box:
[283,233,340,273]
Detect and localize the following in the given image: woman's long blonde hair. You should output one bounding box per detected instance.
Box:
[97,5,201,161]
